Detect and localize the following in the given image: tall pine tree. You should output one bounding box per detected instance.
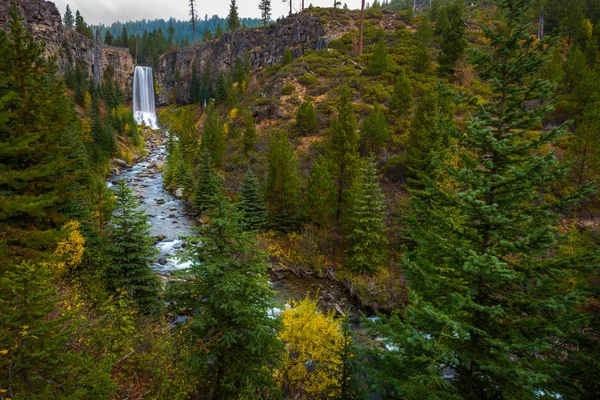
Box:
[238,169,268,231]
[200,102,226,167]
[107,180,161,314]
[180,191,281,397]
[344,156,388,274]
[227,0,241,32]
[194,149,222,214]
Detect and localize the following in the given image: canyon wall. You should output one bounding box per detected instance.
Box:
[0,0,134,97]
[155,13,329,105]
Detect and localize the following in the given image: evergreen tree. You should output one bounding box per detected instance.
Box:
[327,86,359,222]
[200,102,226,167]
[344,156,388,274]
[107,180,161,314]
[412,40,431,73]
[63,4,74,29]
[0,7,88,267]
[214,23,224,39]
[181,192,282,397]
[437,0,467,76]
[189,0,197,44]
[104,30,114,45]
[189,66,200,103]
[368,30,389,75]
[305,156,337,228]
[194,149,222,214]
[74,10,93,39]
[242,108,257,151]
[0,262,113,399]
[215,71,227,102]
[568,99,600,187]
[359,103,389,155]
[259,0,272,27]
[404,90,448,187]
[265,131,301,232]
[199,66,212,104]
[227,0,241,32]
[238,169,268,231]
[388,68,413,116]
[295,97,318,136]
[201,28,214,42]
[373,1,593,397]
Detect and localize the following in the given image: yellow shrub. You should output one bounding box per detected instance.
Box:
[274,298,346,399]
[54,221,85,270]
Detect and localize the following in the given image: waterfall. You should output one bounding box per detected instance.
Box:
[133,66,158,129]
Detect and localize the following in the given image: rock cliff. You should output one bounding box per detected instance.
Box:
[155,13,328,105]
[0,0,134,97]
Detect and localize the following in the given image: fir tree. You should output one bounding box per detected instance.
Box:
[359,103,389,155]
[259,0,272,27]
[181,192,282,397]
[215,71,227,102]
[368,30,389,75]
[199,66,212,104]
[373,0,593,397]
[404,90,448,187]
[344,156,388,274]
[189,66,200,103]
[104,30,114,45]
[0,262,113,398]
[305,156,336,228]
[107,180,161,314]
[194,149,222,214]
[215,23,224,39]
[388,68,413,116]
[189,0,197,44]
[63,4,74,29]
[227,0,241,32]
[200,102,226,167]
[0,7,88,267]
[242,108,257,151]
[412,40,431,73]
[437,0,467,76]
[327,86,360,222]
[238,169,268,231]
[74,10,93,39]
[265,131,301,232]
[295,97,318,136]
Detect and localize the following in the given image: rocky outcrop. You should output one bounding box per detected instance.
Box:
[156,13,328,105]
[0,0,134,97]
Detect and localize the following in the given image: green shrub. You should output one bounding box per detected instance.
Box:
[297,73,319,86]
[282,83,296,95]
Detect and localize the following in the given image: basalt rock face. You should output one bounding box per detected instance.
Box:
[0,0,134,97]
[156,13,328,106]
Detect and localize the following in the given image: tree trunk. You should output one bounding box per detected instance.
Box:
[359,0,365,55]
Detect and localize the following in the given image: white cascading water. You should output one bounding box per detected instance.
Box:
[132,66,158,129]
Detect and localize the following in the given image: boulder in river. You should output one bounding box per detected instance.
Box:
[112,158,130,169]
[158,257,168,265]
[174,188,184,198]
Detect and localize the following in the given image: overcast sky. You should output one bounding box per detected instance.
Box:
[52,0,363,25]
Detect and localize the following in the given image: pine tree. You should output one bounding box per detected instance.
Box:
[373,0,593,397]
[74,10,93,39]
[199,66,212,104]
[214,23,224,39]
[227,0,241,32]
[265,131,301,232]
[0,7,88,267]
[194,149,222,214]
[412,40,431,73]
[242,108,257,151]
[327,86,360,222]
[368,30,389,75]
[305,156,336,228]
[104,30,114,45]
[388,68,413,116]
[107,180,161,314]
[63,4,74,29]
[189,66,200,103]
[437,0,467,76]
[359,103,389,155]
[344,156,388,274]
[189,0,197,44]
[259,0,272,27]
[404,90,448,187]
[182,192,281,397]
[200,102,226,167]
[238,169,268,231]
[0,262,113,398]
[568,99,600,187]
[295,97,318,136]
[215,71,227,102]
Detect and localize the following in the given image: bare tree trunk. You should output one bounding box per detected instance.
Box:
[358,0,365,55]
